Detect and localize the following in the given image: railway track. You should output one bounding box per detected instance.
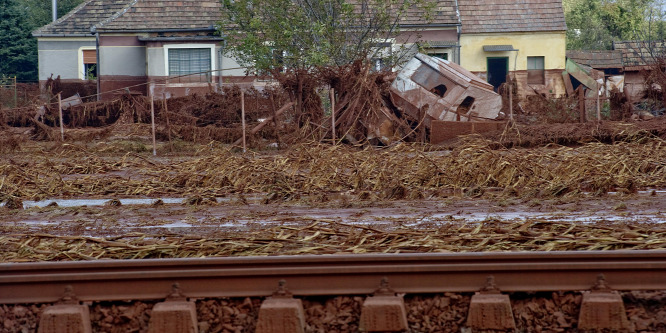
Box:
[1,250,665,332]
[2,250,665,304]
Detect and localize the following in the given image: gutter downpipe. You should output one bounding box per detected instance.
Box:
[454,0,461,65]
[219,40,225,90]
[92,26,101,101]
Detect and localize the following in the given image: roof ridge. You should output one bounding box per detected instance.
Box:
[93,0,140,31]
[32,0,97,35]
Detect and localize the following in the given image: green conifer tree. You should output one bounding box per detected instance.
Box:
[0,0,38,81]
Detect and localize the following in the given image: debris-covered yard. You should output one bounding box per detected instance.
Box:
[1,120,666,262]
[2,60,666,333]
[2,55,666,263]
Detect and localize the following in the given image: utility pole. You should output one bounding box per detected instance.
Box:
[52,0,57,22]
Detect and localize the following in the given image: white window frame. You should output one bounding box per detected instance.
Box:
[527,56,545,85]
[426,48,451,62]
[369,38,396,72]
[78,46,97,80]
[163,44,217,81]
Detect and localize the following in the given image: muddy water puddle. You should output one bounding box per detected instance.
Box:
[16,197,231,209]
[2,190,665,237]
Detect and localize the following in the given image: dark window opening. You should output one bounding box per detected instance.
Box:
[487,57,508,91]
[457,96,475,115]
[430,84,447,97]
[84,63,97,80]
[82,49,97,80]
[430,53,448,61]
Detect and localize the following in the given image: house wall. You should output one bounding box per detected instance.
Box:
[460,31,567,97]
[623,70,646,103]
[98,35,147,99]
[396,28,458,43]
[37,37,96,82]
[395,28,459,64]
[96,34,255,100]
[143,40,248,99]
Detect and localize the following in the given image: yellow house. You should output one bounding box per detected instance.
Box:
[457,0,567,98]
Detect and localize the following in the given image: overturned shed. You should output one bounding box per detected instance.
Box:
[389,53,503,143]
[613,40,666,102]
[565,50,624,96]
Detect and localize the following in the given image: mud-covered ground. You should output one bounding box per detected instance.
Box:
[2,190,666,238]
[1,188,666,262]
[1,121,666,332]
[1,119,666,260]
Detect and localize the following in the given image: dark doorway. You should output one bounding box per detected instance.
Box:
[487,57,508,91]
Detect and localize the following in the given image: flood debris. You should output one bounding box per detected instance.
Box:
[390,54,503,143]
[391,53,502,124]
[4,53,666,147]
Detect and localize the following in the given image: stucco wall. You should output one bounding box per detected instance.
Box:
[460,31,566,96]
[37,38,96,81]
[99,46,147,76]
[220,53,247,78]
[460,32,566,72]
[396,28,458,44]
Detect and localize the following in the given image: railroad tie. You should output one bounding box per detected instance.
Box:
[578,274,631,331]
[147,283,199,333]
[359,277,409,332]
[37,285,92,333]
[255,280,306,333]
[465,276,517,331]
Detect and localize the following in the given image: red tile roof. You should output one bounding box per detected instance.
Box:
[96,0,222,31]
[33,0,130,36]
[36,0,460,35]
[401,0,459,26]
[613,40,666,69]
[566,50,624,69]
[458,0,566,34]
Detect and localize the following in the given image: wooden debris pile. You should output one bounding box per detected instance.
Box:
[1,219,665,262]
[7,85,292,144]
[273,69,325,129]
[319,62,410,144]
[156,86,292,144]
[2,136,666,203]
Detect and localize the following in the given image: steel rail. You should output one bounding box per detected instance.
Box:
[1,250,665,304]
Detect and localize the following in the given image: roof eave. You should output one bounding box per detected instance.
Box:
[400,23,461,28]
[95,27,217,34]
[33,33,95,37]
[462,29,566,34]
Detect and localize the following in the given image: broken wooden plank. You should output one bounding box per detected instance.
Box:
[233,102,294,146]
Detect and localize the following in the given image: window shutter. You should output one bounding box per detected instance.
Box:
[83,50,97,64]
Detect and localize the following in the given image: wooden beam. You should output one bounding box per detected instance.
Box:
[233,102,294,146]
